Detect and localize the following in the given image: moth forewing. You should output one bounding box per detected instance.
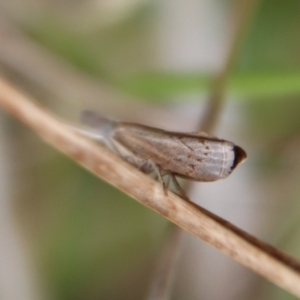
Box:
[80,111,247,197]
[111,123,247,181]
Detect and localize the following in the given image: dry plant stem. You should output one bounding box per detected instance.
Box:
[0,11,194,299]
[200,0,260,133]
[0,11,164,124]
[1,79,300,297]
[148,1,261,298]
[146,225,184,300]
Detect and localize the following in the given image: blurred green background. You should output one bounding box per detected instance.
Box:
[0,0,300,299]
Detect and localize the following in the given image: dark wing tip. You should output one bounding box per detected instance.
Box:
[231,145,247,171]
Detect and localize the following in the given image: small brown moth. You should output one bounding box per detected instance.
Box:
[79,111,247,198]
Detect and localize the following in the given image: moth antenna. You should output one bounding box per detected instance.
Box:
[80,110,115,129]
[191,131,209,137]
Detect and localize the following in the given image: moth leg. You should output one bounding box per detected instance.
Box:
[124,156,152,174]
[106,140,147,171]
[140,161,154,174]
[169,173,189,200]
[135,160,153,173]
[105,138,123,156]
[165,173,171,190]
[97,139,168,196]
[149,161,168,196]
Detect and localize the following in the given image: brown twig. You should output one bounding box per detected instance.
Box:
[1,77,300,297]
[0,10,166,124]
[147,1,261,298]
[146,224,184,300]
[200,0,260,133]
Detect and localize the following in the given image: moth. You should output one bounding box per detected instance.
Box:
[79,111,247,198]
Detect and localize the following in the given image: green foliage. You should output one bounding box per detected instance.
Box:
[15,0,300,299]
[118,70,300,101]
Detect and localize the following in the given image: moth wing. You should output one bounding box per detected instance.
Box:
[188,131,220,139]
[175,136,246,181]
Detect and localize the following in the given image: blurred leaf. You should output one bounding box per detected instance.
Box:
[118,72,209,101]
[33,154,166,300]
[117,71,300,101]
[240,0,300,70]
[26,19,111,79]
